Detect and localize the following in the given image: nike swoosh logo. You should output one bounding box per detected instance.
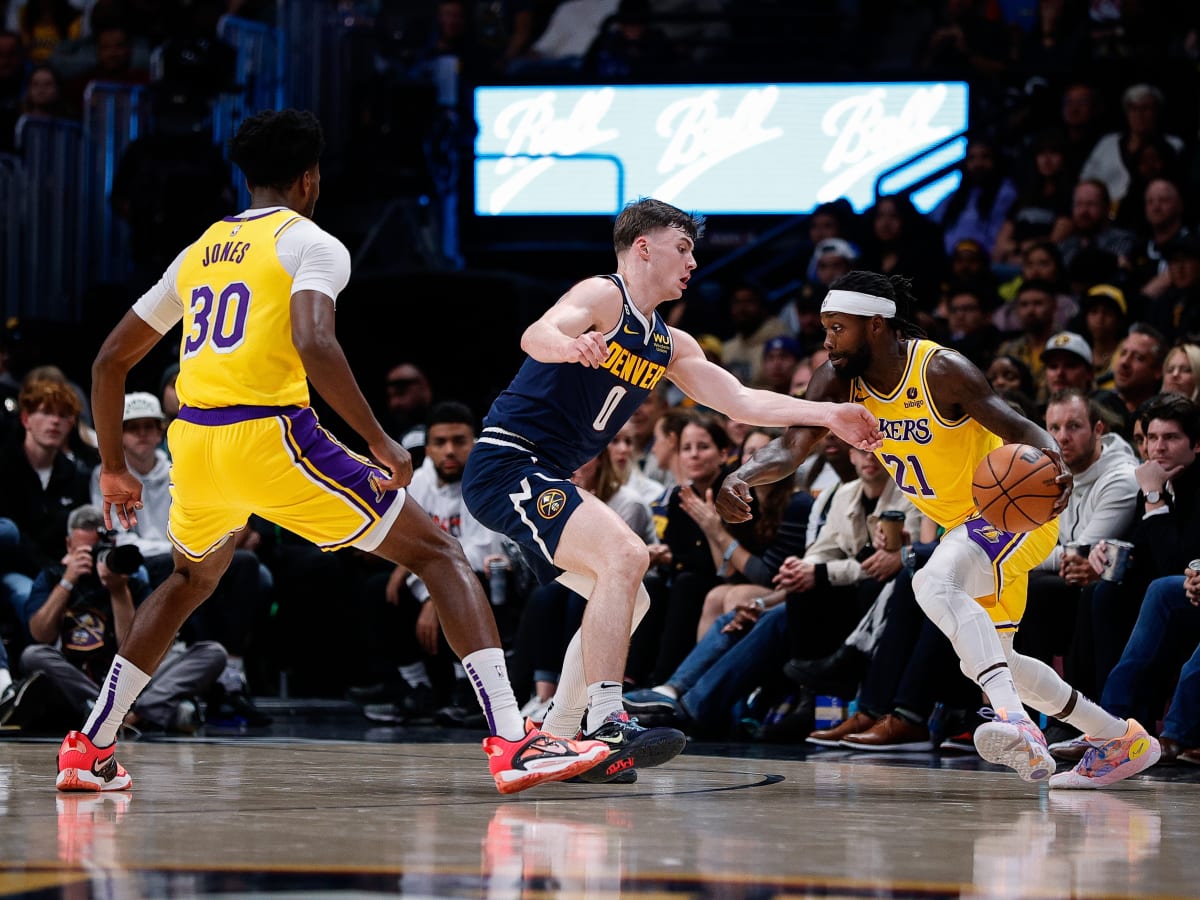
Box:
[91,755,117,779]
[623,325,638,335]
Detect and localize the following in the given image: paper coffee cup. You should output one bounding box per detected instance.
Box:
[879,510,905,552]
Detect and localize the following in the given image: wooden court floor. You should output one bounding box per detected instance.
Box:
[3,726,1200,899]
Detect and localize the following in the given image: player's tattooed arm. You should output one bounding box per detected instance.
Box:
[929,350,1072,510]
[716,364,849,523]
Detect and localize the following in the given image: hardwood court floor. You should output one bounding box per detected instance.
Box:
[3,713,1200,899]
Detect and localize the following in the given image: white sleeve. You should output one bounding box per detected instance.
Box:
[130,249,188,333]
[275,220,352,305]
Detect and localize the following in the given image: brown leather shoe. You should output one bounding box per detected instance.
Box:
[806,711,876,747]
[1159,737,1183,764]
[840,713,933,751]
[1176,746,1200,766]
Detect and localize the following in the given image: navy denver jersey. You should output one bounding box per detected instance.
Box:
[480,274,673,473]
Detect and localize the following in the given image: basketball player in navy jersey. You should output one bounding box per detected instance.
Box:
[462,198,883,782]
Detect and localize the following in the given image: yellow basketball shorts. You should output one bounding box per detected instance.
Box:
[166,405,404,561]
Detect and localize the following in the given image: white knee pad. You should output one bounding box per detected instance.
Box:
[632,583,651,632]
[913,567,1007,681]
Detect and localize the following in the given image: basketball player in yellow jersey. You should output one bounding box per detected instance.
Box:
[718,270,1160,790]
[55,109,611,797]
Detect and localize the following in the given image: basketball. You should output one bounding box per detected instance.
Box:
[971,444,1061,533]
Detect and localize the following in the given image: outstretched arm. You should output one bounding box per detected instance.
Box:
[715,363,852,522]
[928,350,1072,513]
[666,329,881,449]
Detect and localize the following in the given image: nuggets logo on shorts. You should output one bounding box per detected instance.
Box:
[537,488,567,519]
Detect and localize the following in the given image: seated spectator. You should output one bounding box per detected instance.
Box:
[996,279,1060,400]
[604,419,664,504]
[1130,178,1189,301]
[18,62,64,117]
[62,22,148,114]
[1079,284,1128,389]
[984,353,1037,408]
[1145,234,1200,344]
[507,0,618,74]
[1014,390,1139,709]
[756,335,802,394]
[583,0,675,80]
[943,283,1002,370]
[992,129,1074,267]
[993,239,1077,335]
[1079,83,1184,208]
[857,194,945,310]
[382,362,433,467]
[6,504,225,734]
[1058,179,1137,273]
[720,281,791,387]
[628,415,738,686]
[353,401,510,727]
[15,0,80,65]
[1088,569,1200,765]
[1114,137,1183,236]
[0,377,91,625]
[1163,343,1200,402]
[624,446,920,739]
[931,135,1018,258]
[1094,323,1166,417]
[1072,393,1200,706]
[1041,332,1097,397]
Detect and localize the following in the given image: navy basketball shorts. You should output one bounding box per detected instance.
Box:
[462,440,585,585]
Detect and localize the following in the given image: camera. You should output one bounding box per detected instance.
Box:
[92,531,144,576]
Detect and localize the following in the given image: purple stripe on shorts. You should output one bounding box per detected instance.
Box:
[281,408,394,520]
[965,516,1021,565]
[464,661,496,735]
[178,405,301,426]
[86,660,123,741]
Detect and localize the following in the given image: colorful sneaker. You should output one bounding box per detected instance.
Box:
[574,710,686,784]
[1048,718,1161,789]
[56,731,132,792]
[973,707,1055,782]
[482,720,610,795]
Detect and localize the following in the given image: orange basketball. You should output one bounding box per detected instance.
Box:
[971,444,1061,533]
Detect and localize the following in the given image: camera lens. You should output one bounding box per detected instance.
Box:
[95,544,144,576]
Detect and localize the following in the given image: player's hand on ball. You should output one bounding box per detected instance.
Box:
[565,331,609,368]
[716,474,753,522]
[825,404,884,451]
[1041,447,1073,515]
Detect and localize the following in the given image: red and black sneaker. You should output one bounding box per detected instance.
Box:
[56,731,132,792]
[574,710,686,784]
[482,720,610,795]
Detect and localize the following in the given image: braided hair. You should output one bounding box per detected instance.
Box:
[827,270,927,339]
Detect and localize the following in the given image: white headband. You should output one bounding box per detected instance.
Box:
[821,289,896,318]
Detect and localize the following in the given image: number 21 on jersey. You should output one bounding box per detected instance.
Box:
[880,452,937,498]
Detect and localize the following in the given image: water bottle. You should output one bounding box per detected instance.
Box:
[488,560,507,607]
[814,695,846,730]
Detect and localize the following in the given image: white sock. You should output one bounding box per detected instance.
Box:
[979,666,1025,718]
[82,655,152,747]
[585,681,624,733]
[462,648,523,741]
[652,684,678,700]
[399,662,432,689]
[542,628,587,739]
[1056,690,1126,740]
[0,667,12,695]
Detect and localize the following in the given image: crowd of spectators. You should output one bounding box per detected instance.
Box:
[1,1,1200,772]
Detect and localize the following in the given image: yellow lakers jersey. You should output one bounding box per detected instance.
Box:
[854,339,1002,530]
[174,210,311,409]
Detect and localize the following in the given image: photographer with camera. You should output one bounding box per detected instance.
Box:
[2,505,225,733]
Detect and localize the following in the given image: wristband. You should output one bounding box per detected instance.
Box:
[718,538,740,577]
[58,577,75,592]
